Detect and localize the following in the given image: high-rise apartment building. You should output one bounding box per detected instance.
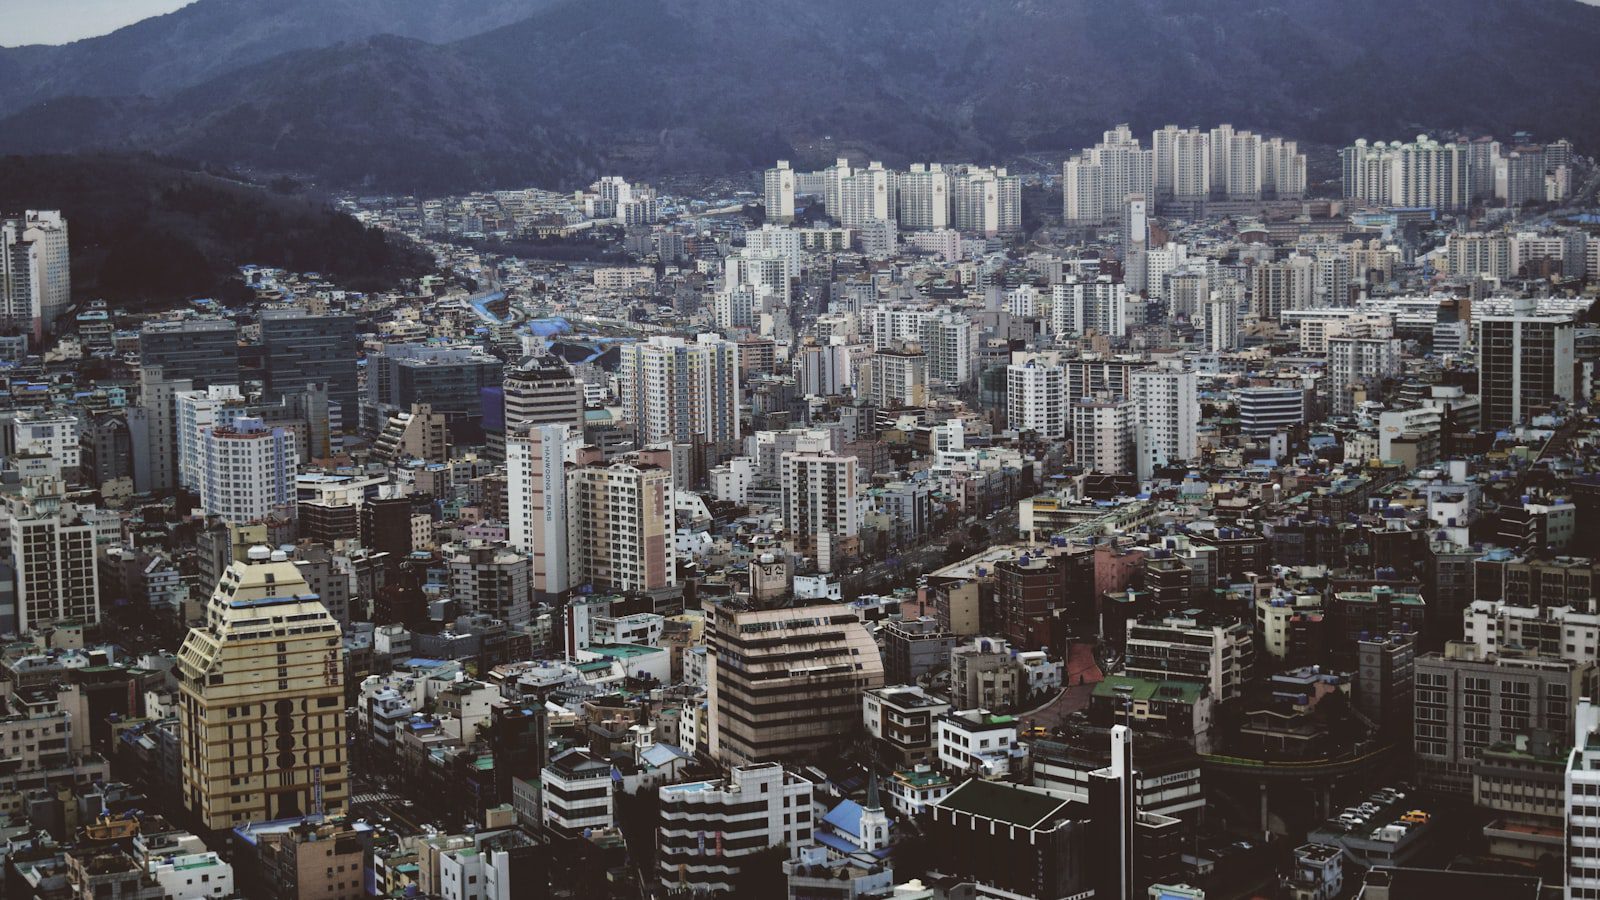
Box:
[1251,256,1314,321]
[196,417,298,525]
[897,163,950,230]
[1071,395,1137,475]
[619,334,741,450]
[1008,359,1067,439]
[507,424,570,604]
[780,451,861,542]
[869,344,929,408]
[176,546,347,828]
[836,161,895,229]
[566,456,675,594]
[1152,126,1211,202]
[707,602,884,765]
[0,211,69,345]
[1051,276,1128,338]
[1341,136,1473,210]
[1064,125,1152,225]
[1131,368,1199,478]
[764,160,796,223]
[4,476,101,633]
[1478,297,1575,429]
[949,166,1021,237]
[1327,336,1402,416]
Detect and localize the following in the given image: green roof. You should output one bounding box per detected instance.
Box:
[936,778,1071,829]
[586,643,663,659]
[1093,675,1206,705]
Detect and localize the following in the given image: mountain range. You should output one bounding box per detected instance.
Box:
[3,0,1599,193]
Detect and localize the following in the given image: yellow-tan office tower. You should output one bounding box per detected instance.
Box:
[177,545,348,829]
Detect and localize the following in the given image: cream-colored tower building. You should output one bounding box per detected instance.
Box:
[177,546,347,829]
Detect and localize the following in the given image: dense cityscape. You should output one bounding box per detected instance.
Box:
[3,20,1600,897]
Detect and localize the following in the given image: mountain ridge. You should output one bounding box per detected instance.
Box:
[3,0,1598,192]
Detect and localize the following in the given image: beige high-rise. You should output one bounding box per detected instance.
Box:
[177,546,347,829]
[707,603,884,765]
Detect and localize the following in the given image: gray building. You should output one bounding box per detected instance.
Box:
[260,310,361,417]
[1413,640,1595,793]
[138,319,239,387]
[882,616,956,685]
[364,343,504,431]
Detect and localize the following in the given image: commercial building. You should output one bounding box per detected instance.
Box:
[139,319,241,388]
[0,211,69,345]
[4,476,102,633]
[506,424,571,603]
[658,763,814,895]
[1414,640,1594,793]
[176,546,347,829]
[259,309,360,416]
[863,685,951,767]
[1477,297,1575,429]
[706,602,884,765]
[1125,612,1256,700]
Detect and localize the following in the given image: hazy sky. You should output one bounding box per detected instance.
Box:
[1,0,196,47]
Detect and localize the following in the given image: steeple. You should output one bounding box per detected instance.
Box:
[865,769,882,811]
[858,770,889,853]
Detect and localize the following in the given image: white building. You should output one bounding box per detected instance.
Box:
[1236,386,1305,435]
[195,417,297,524]
[1050,276,1127,338]
[175,384,246,491]
[1063,125,1152,225]
[540,748,614,838]
[148,851,234,900]
[11,412,80,475]
[1341,136,1473,211]
[4,477,100,634]
[1566,698,1600,899]
[897,163,950,230]
[0,211,69,345]
[657,763,814,895]
[1007,360,1066,439]
[1131,368,1198,478]
[508,424,570,602]
[781,452,861,541]
[1327,336,1401,417]
[765,161,796,223]
[619,334,741,449]
[936,709,1021,778]
[949,166,1021,237]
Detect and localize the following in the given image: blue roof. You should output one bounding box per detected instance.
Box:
[823,799,863,836]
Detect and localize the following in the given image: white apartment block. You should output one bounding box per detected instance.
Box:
[781,452,861,540]
[619,334,741,448]
[195,417,297,524]
[1132,368,1199,478]
[1008,360,1066,439]
[1071,396,1136,475]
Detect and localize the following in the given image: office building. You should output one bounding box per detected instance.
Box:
[658,763,814,895]
[707,602,884,765]
[176,546,347,828]
[0,211,68,345]
[1478,297,1575,429]
[364,343,504,426]
[539,748,613,838]
[139,319,241,388]
[448,542,533,626]
[495,354,585,456]
[1235,386,1305,435]
[259,310,360,416]
[619,334,741,450]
